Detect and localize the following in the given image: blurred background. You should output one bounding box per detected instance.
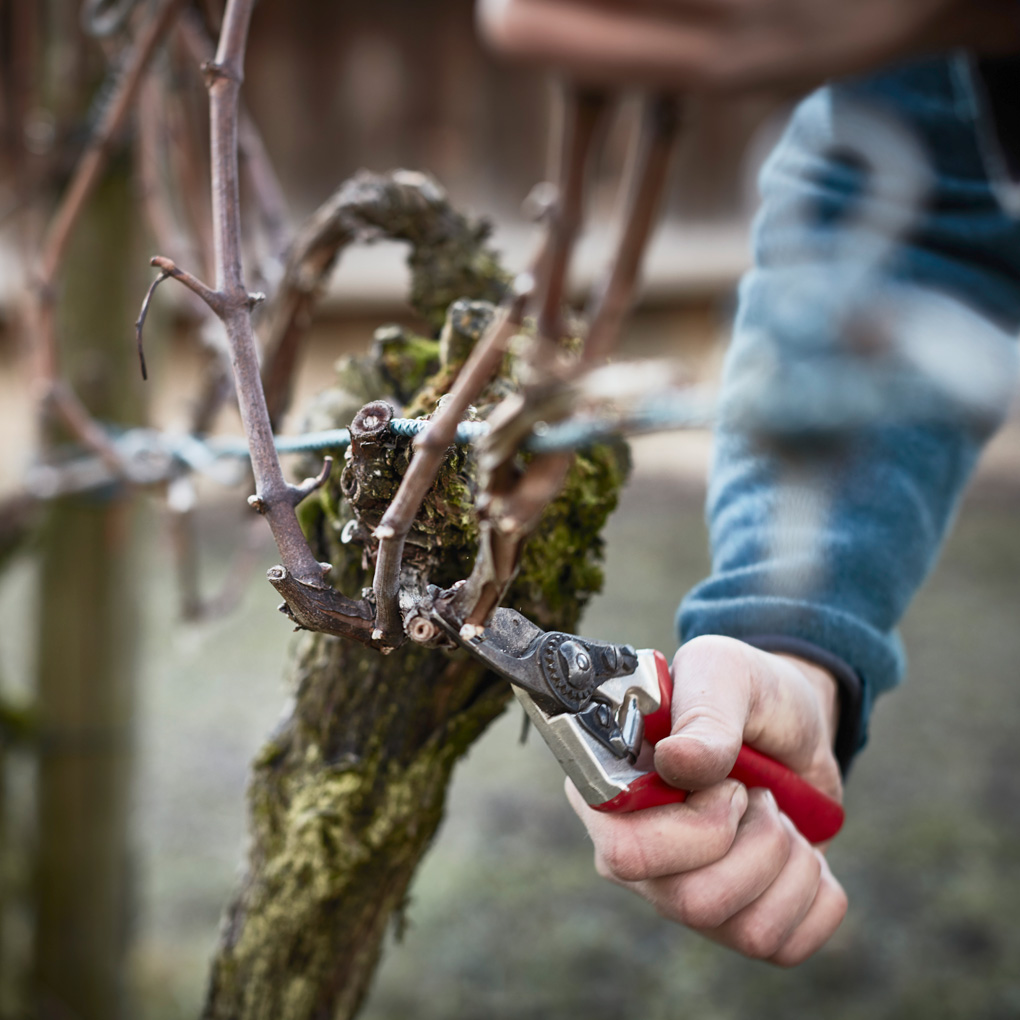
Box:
[1,1,1019,1018]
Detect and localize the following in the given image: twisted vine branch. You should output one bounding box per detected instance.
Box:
[143,0,377,643]
[28,0,187,467]
[372,88,682,644]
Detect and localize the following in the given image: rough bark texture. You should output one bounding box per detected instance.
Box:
[262,168,509,427]
[203,247,628,1019]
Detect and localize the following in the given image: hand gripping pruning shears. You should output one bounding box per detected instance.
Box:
[425,598,844,844]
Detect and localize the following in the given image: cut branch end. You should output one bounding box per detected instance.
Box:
[149,255,223,314]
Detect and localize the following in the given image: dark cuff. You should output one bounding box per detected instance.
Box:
[742,634,863,777]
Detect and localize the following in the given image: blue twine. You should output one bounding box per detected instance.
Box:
[26,394,714,501]
[191,395,714,465]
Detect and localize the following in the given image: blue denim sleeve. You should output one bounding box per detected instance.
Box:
[678,57,1020,763]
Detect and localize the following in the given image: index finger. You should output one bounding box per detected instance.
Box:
[566,776,749,882]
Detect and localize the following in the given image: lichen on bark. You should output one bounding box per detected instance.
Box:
[203,206,629,1020]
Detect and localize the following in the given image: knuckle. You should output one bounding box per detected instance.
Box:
[831,878,850,917]
[593,850,616,883]
[765,822,792,866]
[769,943,811,969]
[673,634,747,674]
[734,916,789,960]
[671,878,732,930]
[656,717,743,788]
[770,891,848,967]
[596,828,651,883]
[748,790,791,856]
[784,825,822,882]
[800,842,823,886]
[690,792,743,858]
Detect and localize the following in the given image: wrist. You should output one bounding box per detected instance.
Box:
[769,652,845,805]
[774,653,841,752]
[740,635,863,776]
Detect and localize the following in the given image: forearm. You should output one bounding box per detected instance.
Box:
[680,60,1020,762]
[478,0,1020,94]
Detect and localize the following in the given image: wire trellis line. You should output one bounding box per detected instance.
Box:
[21,389,717,501]
[205,392,715,459]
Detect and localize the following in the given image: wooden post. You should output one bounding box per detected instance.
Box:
[32,165,142,1020]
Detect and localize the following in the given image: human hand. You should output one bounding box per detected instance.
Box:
[478,0,1020,93]
[565,635,847,965]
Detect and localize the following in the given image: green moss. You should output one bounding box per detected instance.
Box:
[372,326,440,405]
[508,441,631,630]
[408,245,508,334]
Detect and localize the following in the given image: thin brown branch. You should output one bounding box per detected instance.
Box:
[370,286,529,644]
[27,0,186,461]
[138,60,240,433]
[138,59,239,435]
[582,94,681,365]
[44,381,123,471]
[421,92,613,633]
[369,93,610,643]
[176,8,290,262]
[260,169,505,429]
[439,95,681,633]
[35,0,186,288]
[288,456,333,506]
[149,255,223,312]
[195,0,375,639]
[134,269,170,380]
[534,87,610,345]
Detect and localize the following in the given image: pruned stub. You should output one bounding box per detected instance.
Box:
[341,398,480,589]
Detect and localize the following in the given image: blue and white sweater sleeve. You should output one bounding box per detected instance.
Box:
[678,57,1020,770]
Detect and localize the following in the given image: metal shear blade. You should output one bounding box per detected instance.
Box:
[513,649,665,806]
[428,603,640,717]
[426,598,664,805]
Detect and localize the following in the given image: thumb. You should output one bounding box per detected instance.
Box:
[653,635,834,792]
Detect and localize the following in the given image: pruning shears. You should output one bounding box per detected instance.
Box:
[425,597,844,844]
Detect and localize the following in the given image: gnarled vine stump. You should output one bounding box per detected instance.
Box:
[204,209,627,1020]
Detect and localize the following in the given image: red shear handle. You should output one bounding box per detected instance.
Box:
[593,651,845,845]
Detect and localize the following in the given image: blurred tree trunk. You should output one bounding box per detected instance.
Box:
[203,299,628,1019]
[32,164,142,1020]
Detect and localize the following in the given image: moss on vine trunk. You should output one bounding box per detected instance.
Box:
[203,212,627,1020]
